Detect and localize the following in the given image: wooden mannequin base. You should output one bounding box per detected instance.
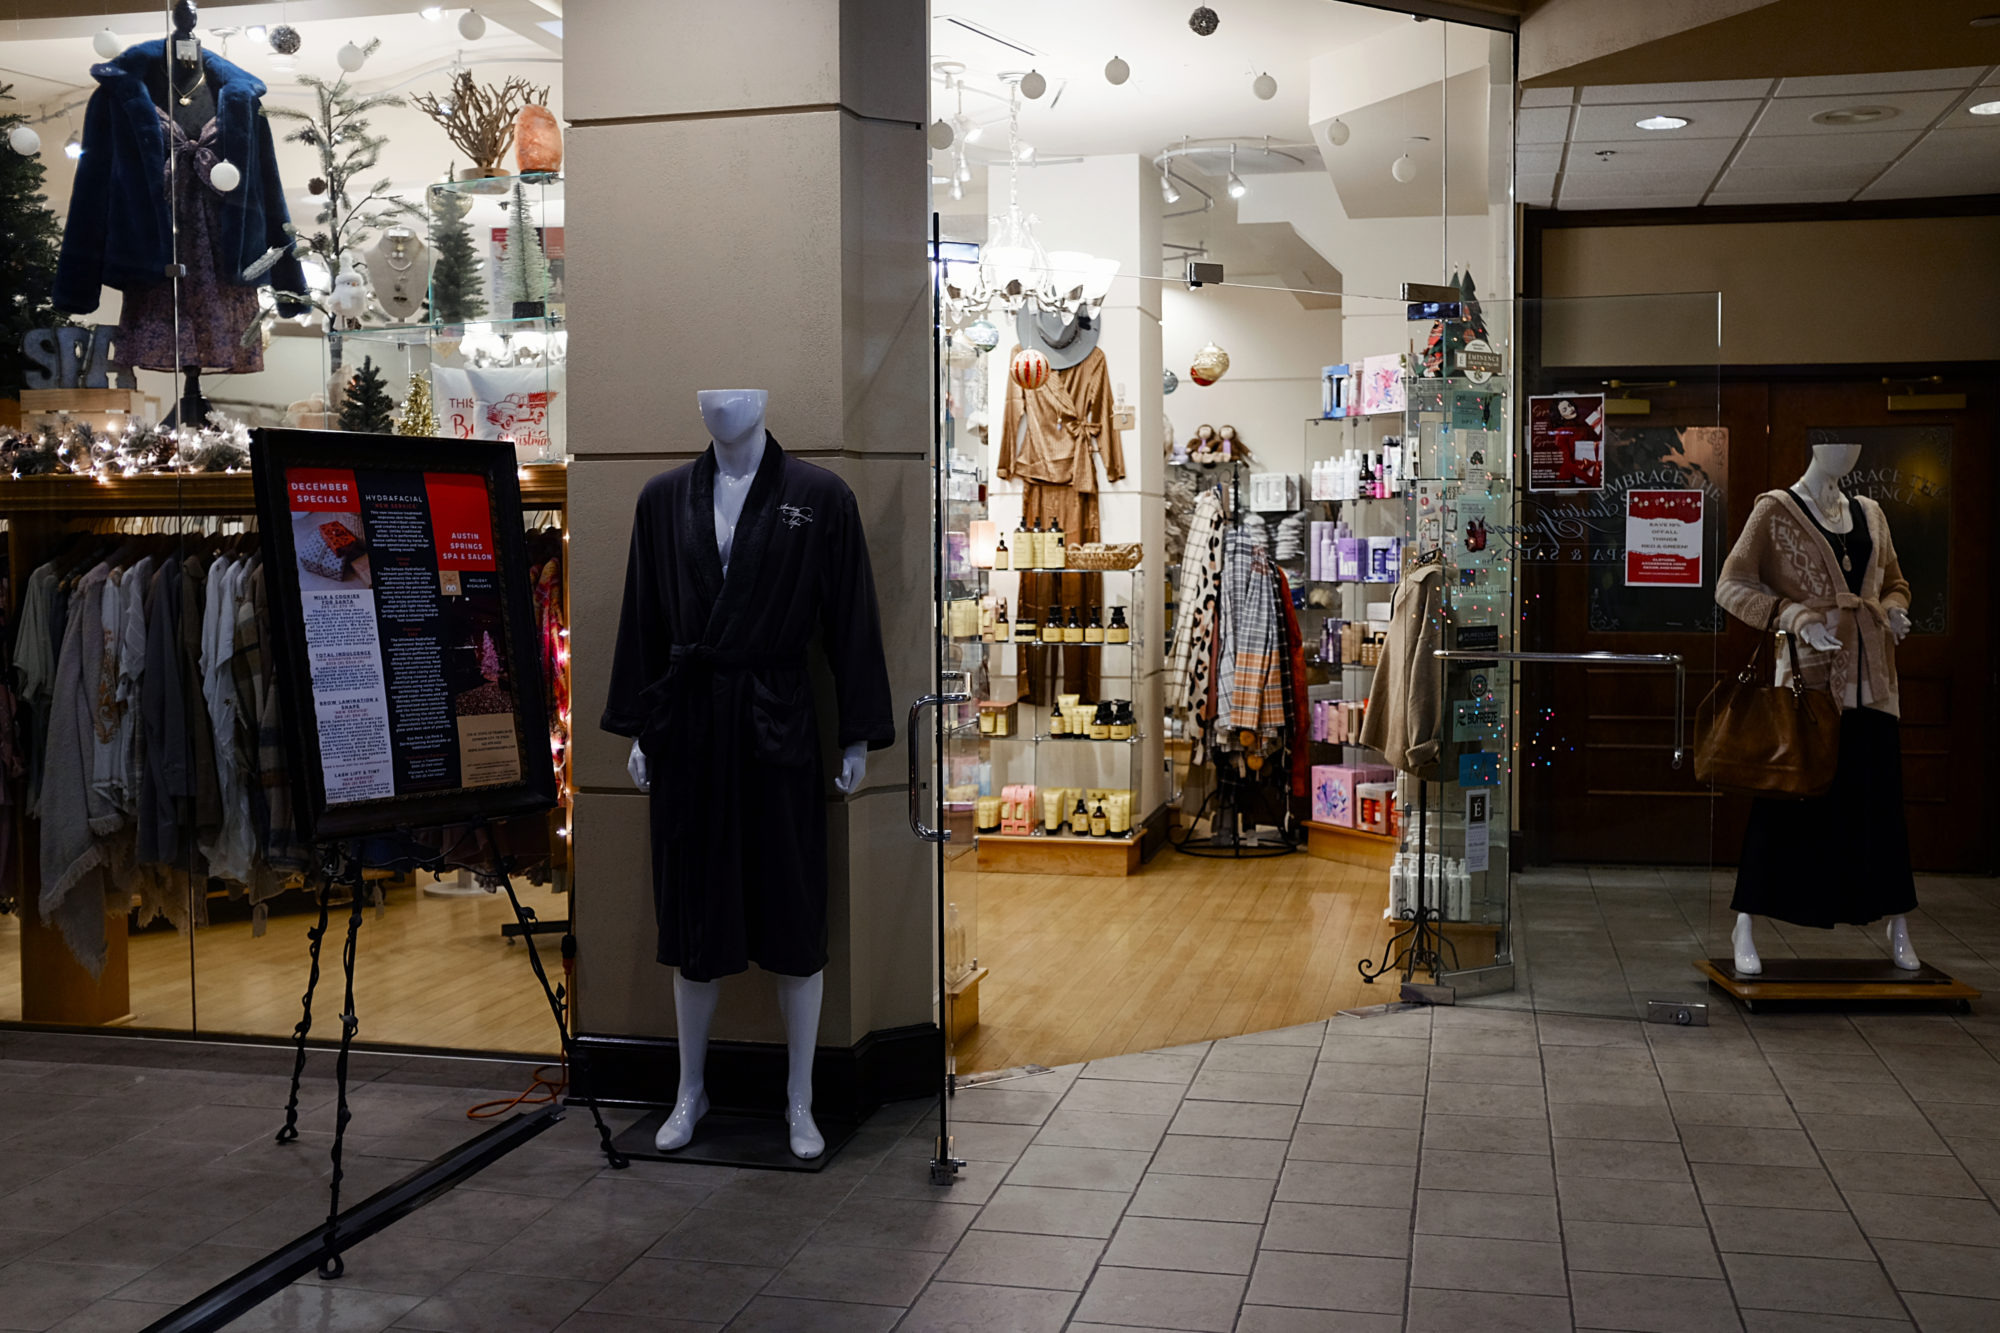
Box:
[1696,957,1981,1011]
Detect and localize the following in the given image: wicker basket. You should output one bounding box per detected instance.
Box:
[1065,542,1143,571]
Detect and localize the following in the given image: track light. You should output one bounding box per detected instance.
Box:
[1160,165,1181,205]
[64,130,82,159]
[1226,144,1247,199]
[420,6,445,19]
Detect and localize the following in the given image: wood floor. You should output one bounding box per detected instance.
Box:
[949,845,1402,1076]
[0,879,567,1055]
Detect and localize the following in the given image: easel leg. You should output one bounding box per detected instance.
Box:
[500,879,627,1170]
[276,867,335,1145]
[318,864,367,1281]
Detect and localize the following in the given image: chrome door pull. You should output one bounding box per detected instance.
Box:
[906,693,971,842]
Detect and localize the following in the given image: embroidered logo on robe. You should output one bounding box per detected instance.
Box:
[778,504,815,529]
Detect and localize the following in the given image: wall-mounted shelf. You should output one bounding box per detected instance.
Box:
[0,463,568,517]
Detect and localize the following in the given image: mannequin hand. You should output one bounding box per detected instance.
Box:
[1887,607,1911,643]
[627,739,651,792]
[1797,620,1843,653]
[835,742,867,795]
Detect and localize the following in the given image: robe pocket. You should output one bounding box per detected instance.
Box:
[749,671,815,764]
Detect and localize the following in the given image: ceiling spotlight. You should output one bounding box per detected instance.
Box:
[1020,69,1047,100]
[245,24,266,40]
[1392,153,1417,183]
[1160,165,1181,205]
[1106,55,1130,86]
[63,130,82,159]
[1327,118,1350,147]
[1969,99,2000,115]
[1226,144,1247,198]
[1635,114,1688,130]
[1812,105,1898,125]
[951,177,964,201]
[1252,71,1277,101]
[421,5,445,19]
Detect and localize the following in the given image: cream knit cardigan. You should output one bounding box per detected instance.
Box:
[1715,490,1911,717]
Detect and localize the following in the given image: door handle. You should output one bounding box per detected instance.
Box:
[1433,649,1686,769]
[907,693,971,843]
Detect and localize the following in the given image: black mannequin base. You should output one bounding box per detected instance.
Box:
[610,1108,861,1173]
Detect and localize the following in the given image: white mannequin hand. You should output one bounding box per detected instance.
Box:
[1887,607,1911,643]
[835,742,867,795]
[628,739,651,792]
[1797,620,1843,653]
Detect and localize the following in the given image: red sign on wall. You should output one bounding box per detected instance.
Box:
[1625,489,1704,587]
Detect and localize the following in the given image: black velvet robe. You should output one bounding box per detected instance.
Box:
[601,438,895,981]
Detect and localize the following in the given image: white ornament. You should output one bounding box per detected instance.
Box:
[458,10,487,40]
[927,118,954,150]
[210,161,241,193]
[1392,153,1417,183]
[337,42,367,72]
[8,125,40,157]
[1020,69,1047,100]
[93,28,123,59]
[1328,118,1351,147]
[1105,56,1130,86]
[328,271,370,320]
[1252,71,1277,101]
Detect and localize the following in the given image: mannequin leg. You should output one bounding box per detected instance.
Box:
[1886,915,1921,971]
[772,971,826,1160]
[657,972,718,1151]
[1732,913,1763,976]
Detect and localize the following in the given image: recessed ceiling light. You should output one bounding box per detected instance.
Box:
[1970,100,2000,116]
[1635,114,1688,130]
[1812,105,1899,126]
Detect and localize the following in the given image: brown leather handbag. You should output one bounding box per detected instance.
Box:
[1693,612,1841,798]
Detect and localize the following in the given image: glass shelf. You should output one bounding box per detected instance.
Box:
[431,171,563,196]
[344,314,564,347]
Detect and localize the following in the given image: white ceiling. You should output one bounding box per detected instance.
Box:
[1520,65,2000,209]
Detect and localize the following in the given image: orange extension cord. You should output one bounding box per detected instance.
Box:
[464,929,576,1120]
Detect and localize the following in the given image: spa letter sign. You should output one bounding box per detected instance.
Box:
[1624,489,1704,588]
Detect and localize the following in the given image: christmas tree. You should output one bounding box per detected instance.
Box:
[498,180,552,317]
[339,357,395,433]
[0,82,66,400]
[427,187,487,325]
[397,371,437,436]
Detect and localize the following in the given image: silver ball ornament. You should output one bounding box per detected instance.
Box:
[1020,69,1047,100]
[269,25,302,56]
[928,118,954,151]
[336,42,367,72]
[210,161,241,193]
[8,124,41,157]
[1189,6,1220,36]
[1253,71,1277,101]
[92,28,122,59]
[1105,56,1130,86]
[458,10,487,40]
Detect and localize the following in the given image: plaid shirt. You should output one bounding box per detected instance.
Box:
[1217,528,1285,741]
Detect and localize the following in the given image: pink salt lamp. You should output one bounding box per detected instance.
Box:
[515,105,563,174]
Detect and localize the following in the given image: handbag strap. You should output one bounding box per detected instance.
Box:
[1736,606,1811,701]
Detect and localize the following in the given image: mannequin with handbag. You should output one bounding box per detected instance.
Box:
[1708,443,1916,975]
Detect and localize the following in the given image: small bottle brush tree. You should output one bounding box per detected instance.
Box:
[339,356,395,433]
[0,82,66,400]
[499,181,553,318]
[427,184,487,325]
[397,371,437,436]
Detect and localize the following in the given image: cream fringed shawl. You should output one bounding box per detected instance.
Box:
[1715,490,1911,717]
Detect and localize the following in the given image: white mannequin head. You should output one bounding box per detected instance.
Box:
[1809,442,1861,479]
[698,390,768,449]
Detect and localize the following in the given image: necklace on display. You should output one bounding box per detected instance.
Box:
[1794,484,1853,570]
[383,241,415,272]
[173,62,206,107]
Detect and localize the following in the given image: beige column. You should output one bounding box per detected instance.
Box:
[561,1,933,1079]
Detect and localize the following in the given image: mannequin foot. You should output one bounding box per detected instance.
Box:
[1887,917,1921,972]
[654,1089,709,1152]
[786,1096,824,1161]
[1731,914,1762,976]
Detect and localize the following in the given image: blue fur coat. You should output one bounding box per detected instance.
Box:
[54,41,307,316]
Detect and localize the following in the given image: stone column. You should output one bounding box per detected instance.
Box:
[561,0,933,1113]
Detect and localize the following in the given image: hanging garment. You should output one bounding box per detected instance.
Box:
[12,562,57,814]
[1166,488,1227,761]
[601,437,895,982]
[997,344,1126,493]
[1014,483,1103,705]
[40,564,121,977]
[1360,560,1446,776]
[1273,566,1310,800]
[1215,528,1285,743]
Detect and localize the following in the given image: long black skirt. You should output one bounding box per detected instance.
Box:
[1731,706,1917,929]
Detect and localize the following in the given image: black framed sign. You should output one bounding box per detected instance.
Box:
[251,429,557,843]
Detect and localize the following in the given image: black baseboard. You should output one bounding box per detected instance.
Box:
[573,1022,941,1122]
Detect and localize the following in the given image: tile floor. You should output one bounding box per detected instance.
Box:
[4,990,2000,1330]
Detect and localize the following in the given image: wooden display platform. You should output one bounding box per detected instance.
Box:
[1305,820,1397,871]
[979,831,1143,877]
[1696,957,1981,1012]
[945,966,988,1043]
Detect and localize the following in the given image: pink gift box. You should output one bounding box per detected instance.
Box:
[1312,763,1394,827]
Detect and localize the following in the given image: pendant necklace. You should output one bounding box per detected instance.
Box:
[173,63,205,107]
[1797,484,1851,571]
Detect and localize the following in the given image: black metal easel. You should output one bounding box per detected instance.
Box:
[1357,777,1459,984]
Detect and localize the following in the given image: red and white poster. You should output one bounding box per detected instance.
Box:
[1528,393,1605,491]
[1625,489,1704,587]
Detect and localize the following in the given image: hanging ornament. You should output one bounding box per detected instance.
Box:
[1392,153,1417,183]
[1327,118,1351,147]
[458,10,487,40]
[210,161,241,192]
[1019,70,1047,100]
[964,320,1001,353]
[1188,6,1220,36]
[308,176,328,195]
[1162,369,1180,395]
[337,42,368,72]
[1105,56,1130,86]
[1011,347,1051,391]
[92,28,122,59]
[1252,71,1277,101]
[269,25,302,56]
[1189,342,1231,386]
[7,124,40,156]
[927,118,954,151]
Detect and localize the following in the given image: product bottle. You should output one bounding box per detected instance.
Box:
[1047,519,1066,569]
[1106,606,1131,644]
[993,599,1009,640]
[1071,797,1090,835]
[1032,520,1050,569]
[1085,607,1105,643]
[1042,605,1062,642]
[1090,701,1113,740]
[1090,800,1109,838]
[1110,700,1135,741]
[1049,705,1066,738]
[1065,606,1084,643]
[1016,517,1031,566]
[1014,603,1036,641]
[993,535,1010,570]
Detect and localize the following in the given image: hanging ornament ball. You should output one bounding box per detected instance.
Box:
[458,10,487,40]
[927,118,955,151]
[1011,347,1051,391]
[964,320,1001,353]
[1105,55,1130,86]
[1253,71,1278,101]
[1328,118,1351,147]
[1189,6,1221,36]
[308,176,328,195]
[92,28,122,59]
[1392,153,1418,183]
[1163,368,1180,396]
[8,124,40,157]
[1189,341,1231,386]
[269,24,302,55]
[1020,69,1047,100]
[336,42,367,72]
[210,161,241,193]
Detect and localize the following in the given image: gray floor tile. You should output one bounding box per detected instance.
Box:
[1080,1053,1203,1086]
[1073,1266,1247,1332]
[1679,1125,1821,1168]
[1297,1090,1425,1130]
[1845,1191,2000,1247]
[1275,1159,1416,1206]
[1432,1025,1539,1057]
[1559,1176,1706,1227]
[1657,1060,1785,1096]
[1101,1216,1261,1275]
[647,1208,819,1268]
[1409,1233,1565,1295]
[1033,1109,1171,1152]
[1428,1053,1543,1086]
[1782,1081,1918,1118]
[1313,1061,1430,1096]
[1202,1043,1318,1076]
[1235,1306,1401,1333]
[302,1232,497,1297]
[1006,1145,1151,1193]
[852,1156,1001,1206]
[1736,1313,1910,1333]
[761,1242,938,1307]
[1692,1162,1846,1211]
[1924,1104,2000,1141]
[1420,1147,1554,1196]
[1899,1293,2000,1332]
[972,1185,1129,1239]
[399,1188,556,1246]
[1822,1149,1984,1198]
[692,1171,847,1222]
[1422,1081,1545,1120]
[1872,1238,2000,1300]
[1244,1250,1405,1315]
[1318,1035,1433,1068]
[400,1270,605,1332]
[1556,1137,1690,1183]
[948,1089,1062,1125]
[1724,1252,1905,1318]
[44,1299,178,1333]
[1550,1103,1678,1142]
[235,1286,423,1333]
[1149,1135,1288,1180]
[935,1230,1102,1290]
[1405,1287,1570,1333]
[1543,1044,1657,1080]
[1422,1114,1550,1156]
[1414,1188,1560,1242]
[1286,1124,1420,1167]
[817,1195,980,1254]
[1545,1071,1669,1108]
[1165,1101,1298,1141]
[721,1296,899,1332]
[896,1282,1074,1333]
[1261,1201,1412,1258]
[916,1120,1037,1163]
[1800,1113,1947,1155]
[1563,1219,1723,1278]
[1058,1080,1186,1117]
[1669,1093,1802,1130]
[1705,1203,1875,1260]
[1227,1024,1329,1048]
[0,1258,153,1330]
[1126,1173,1273,1224]
[1569,1271,1742,1333]
[1185,1069,1311,1106]
[1540,1014,1650,1047]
